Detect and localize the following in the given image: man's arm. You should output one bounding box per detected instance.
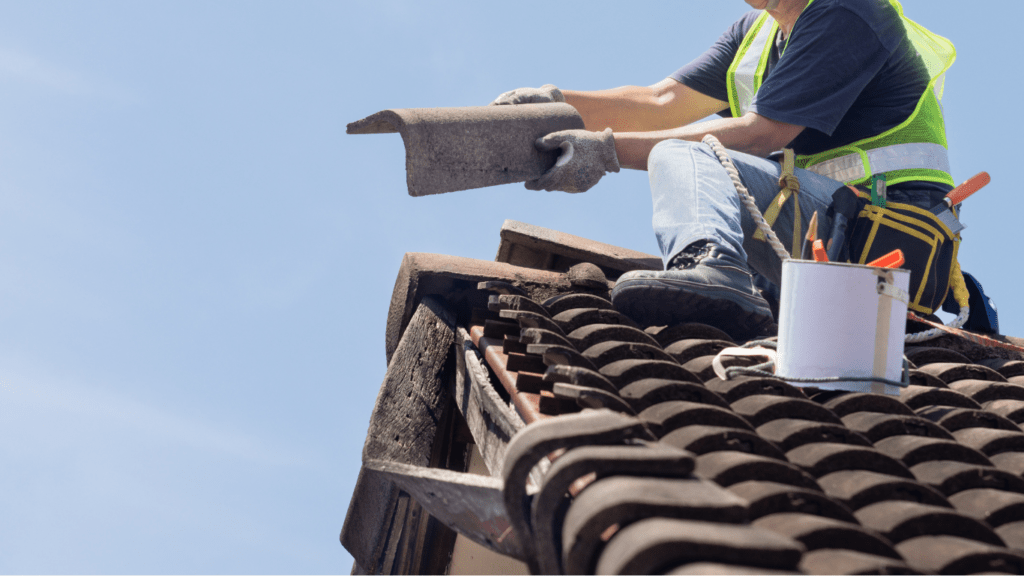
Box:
[562,78,804,169]
[562,79,729,133]
[613,112,805,170]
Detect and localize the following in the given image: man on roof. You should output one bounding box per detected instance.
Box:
[492,0,958,340]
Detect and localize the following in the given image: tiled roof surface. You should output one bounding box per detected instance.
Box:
[474,276,1024,573]
[352,220,1024,575]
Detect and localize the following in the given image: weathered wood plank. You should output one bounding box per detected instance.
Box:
[495,219,661,276]
[454,327,525,477]
[341,296,459,574]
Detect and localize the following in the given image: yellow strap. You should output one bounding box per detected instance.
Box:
[754,149,802,257]
[950,250,970,311]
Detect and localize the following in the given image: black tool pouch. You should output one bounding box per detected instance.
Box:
[846,192,957,315]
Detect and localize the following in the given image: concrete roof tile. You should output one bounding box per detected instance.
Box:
[639,401,755,438]
[569,323,659,351]
[599,358,700,388]
[949,379,1024,404]
[542,292,614,316]
[907,369,949,388]
[695,451,821,490]
[900,385,982,410]
[347,105,585,196]
[704,376,807,404]
[821,392,915,417]
[905,346,972,366]
[752,512,899,558]
[786,442,913,479]
[916,406,1021,432]
[989,452,1024,476]
[756,419,872,452]
[581,340,674,369]
[731,395,843,428]
[874,434,993,467]
[995,520,1024,552]
[617,379,729,412]
[896,535,1024,574]
[948,488,1024,528]
[953,427,1024,456]
[661,425,786,459]
[817,469,950,511]
[729,480,858,523]
[842,412,954,442]
[911,460,1024,496]
[648,322,735,347]
[979,358,1024,379]
[596,518,805,575]
[562,476,747,575]
[916,362,1008,384]
[684,354,762,383]
[982,399,1024,425]
[797,549,915,575]
[663,338,733,364]
[855,500,1004,545]
[667,562,799,575]
[552,307,638,334]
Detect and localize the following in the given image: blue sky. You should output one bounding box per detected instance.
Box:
[0,1,1018,573]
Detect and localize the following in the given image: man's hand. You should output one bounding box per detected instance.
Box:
[526,128,620,193]
[490,84,565,106]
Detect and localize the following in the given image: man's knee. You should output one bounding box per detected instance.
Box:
[648,139,711,172]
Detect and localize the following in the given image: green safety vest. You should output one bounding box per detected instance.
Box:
[725,0,956,187]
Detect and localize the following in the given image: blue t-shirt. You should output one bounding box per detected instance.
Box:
[671,0,951,204]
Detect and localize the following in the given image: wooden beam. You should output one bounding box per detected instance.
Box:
[454,327,525,477]
[341,296,463,574]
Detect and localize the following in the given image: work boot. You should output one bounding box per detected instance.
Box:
[611,241,774,340]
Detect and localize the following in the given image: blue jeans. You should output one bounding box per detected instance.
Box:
[648,139,844,288]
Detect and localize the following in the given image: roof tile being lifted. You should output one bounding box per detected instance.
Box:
[354,219,1024,574]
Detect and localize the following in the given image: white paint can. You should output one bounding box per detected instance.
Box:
[776,260,910,396]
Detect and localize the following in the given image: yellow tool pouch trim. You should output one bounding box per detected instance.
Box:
[847,189,956,314]
[754,149,802,258]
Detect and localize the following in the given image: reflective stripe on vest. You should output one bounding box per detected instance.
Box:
[726,12,775,118]
[726,0,955,186]
[805,142,951,183]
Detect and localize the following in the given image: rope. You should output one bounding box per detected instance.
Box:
[716,340,908,387]
[702,134,791,261]
[906,311,1024,353]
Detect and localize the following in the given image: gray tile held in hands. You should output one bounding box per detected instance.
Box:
[347,104,585,196]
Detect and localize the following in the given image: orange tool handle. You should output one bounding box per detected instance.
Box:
[946,171,990,206]
[812,239,828,262]
[867,249,905,269]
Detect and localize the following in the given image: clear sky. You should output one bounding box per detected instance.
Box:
[0,0,1019,573]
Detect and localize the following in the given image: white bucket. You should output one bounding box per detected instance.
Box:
[776,260,910,396]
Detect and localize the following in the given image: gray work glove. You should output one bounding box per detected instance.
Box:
[526,128,620,193]
[490,84,565,106]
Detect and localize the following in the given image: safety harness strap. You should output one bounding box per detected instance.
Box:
[754,148,802,258]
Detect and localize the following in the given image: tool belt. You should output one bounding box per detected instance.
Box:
[756,151,959,316]
[845,188,958,315]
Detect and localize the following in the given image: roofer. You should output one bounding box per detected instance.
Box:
[491,0,959,340]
